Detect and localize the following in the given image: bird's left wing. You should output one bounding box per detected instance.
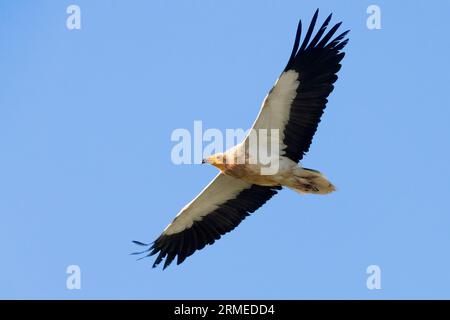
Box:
[244,10,349,163]
[134,173,281,269]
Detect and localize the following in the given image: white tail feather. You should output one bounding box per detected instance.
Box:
[288,167,336,195]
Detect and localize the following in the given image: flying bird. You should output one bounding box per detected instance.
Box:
[134,10,349,269]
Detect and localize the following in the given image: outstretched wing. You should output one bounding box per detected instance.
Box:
[246,9,349,163]
[134,174,280,269]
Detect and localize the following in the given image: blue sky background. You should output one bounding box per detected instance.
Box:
[1,0,450,299]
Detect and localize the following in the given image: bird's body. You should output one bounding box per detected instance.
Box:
[207,144,335,194]
[134,9,349,269]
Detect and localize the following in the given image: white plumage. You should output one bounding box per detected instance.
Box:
[134,9,349,269]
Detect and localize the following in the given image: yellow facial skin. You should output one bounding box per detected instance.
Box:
[205,154,226,171]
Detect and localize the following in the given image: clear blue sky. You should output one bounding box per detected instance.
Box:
[1,0,450,299]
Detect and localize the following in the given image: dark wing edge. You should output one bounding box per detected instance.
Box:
[133,184,281,270]
[283,9,350,163]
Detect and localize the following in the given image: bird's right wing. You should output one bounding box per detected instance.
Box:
[134,173,281,269]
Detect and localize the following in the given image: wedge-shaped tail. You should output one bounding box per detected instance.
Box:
[288,167,336,195]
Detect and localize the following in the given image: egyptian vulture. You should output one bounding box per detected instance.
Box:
[134,10,349,269]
